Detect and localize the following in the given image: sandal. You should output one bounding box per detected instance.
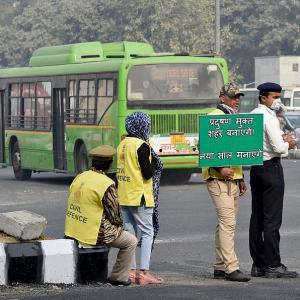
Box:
[129,271,138,283]
[137,272,164,285]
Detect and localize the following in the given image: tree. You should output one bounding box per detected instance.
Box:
[0,0,218,66]
[1,0,299,84]
[222,0,300,83]
[109,0,216,54]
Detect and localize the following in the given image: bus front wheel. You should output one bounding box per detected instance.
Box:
[11,141,32,180]
[75,143,88,174]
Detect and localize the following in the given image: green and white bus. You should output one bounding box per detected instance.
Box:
[0,41,228,182]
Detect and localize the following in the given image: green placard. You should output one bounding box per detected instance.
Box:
[199,113,264,167]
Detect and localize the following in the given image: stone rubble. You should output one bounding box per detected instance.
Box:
[0,210,47,240]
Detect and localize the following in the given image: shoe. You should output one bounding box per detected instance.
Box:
[265,264,298,278]
[107,278,132,286]
[214,270,225,279]
[251,263,266,277]
[225,270,251,282]
[137,272,164,285]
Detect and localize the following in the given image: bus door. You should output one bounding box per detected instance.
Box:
[53,88,67,170]
[0,90,4,163]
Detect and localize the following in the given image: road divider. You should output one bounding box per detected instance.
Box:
[0,239,108,285]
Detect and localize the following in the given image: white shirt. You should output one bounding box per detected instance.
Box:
[251,104,289,161]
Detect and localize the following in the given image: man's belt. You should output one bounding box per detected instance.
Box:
[263,157,280,165]
[206,177,241,183]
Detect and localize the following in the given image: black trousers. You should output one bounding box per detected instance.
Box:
[249,157,284,268]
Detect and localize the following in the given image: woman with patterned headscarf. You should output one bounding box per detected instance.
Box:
[116,112,164,285]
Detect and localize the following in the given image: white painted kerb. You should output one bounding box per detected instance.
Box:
[0,243,7,285]
[41,239,76,284]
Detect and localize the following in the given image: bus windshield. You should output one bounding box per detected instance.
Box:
[127,63,223,107]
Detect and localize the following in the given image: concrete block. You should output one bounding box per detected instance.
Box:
[76,245,108,284]
[0,210,47,240]
[6,242,43,284]
[0,239,109,285]
[0,244,6,285]
[41,239,76,284]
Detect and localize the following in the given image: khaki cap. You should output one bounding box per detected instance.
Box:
[88,145,116,159]
[219,82,244,98]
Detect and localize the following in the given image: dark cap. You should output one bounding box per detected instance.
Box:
[257,82,282,94]
[219,83,244,98]
[88,145,116,160]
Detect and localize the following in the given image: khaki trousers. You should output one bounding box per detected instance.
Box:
[207,179,240,274]
[107,230,138,282]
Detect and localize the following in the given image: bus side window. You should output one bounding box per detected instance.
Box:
[282,89,291,107]
[9,83,21,128]
[24,97,34,129]
[36,98,51,129]
[10,98,19,127]
[79,80,88,124]
[36,81,51,130]
[67,80,77,123]
[292,91,300,107]
[78,80,96,124]
[282,97,291,107]
[97,79,114,123]
[22,83,35,129]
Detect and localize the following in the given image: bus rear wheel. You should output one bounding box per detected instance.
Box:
[11,141,32,180]
[75,143,88,174]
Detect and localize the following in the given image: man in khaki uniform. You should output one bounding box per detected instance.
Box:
[202,83,250,282]
[64,145,137,286]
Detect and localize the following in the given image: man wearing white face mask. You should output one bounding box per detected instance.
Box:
[249,82,298,279]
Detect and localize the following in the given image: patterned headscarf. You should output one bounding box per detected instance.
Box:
[125,112,150,141]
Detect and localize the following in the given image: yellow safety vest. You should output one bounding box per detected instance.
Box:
[117,137,154,207]
[202,108,244,181]
[64,170,114,245]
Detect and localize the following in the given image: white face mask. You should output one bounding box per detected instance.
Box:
[270,98,286,112]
